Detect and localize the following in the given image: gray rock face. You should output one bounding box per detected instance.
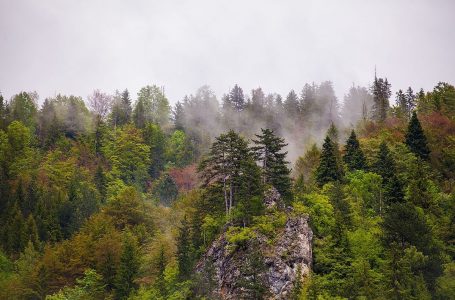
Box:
[195,212,313,299]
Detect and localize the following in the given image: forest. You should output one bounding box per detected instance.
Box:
[0,75,455,299]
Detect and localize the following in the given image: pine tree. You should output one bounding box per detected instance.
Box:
[316,135,343,186]
[115,233,139,300]
[94,165,107,202]
[371,73,391,122]
[373,142,404,209]
[0,93,5,130]
[343,130,368,171]
[284,90,300,120]
[173,100,185,131]
[177,216,193,280]
[25,214,39,249]
[405,111,430,160]
[155,246,167,297]
[252,128,292,200]
[198,130,256,216]
[229,84,245,112]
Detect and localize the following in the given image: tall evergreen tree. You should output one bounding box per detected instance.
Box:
[111,89,132,127]
[115,233,139,300]
[252,128,292,199]
[343,130,368,171]
[373,142,404,209]
[371,73,392,122]
[405,111,430,160]
[0,93,5,130]
[229,84,245,112]
[316,135,343,186]
[284,90,300,120]
[176,216,193,280]
[173,100,185,131]
[198,130,257,216]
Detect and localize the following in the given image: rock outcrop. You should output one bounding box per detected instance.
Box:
[195,207,313,299]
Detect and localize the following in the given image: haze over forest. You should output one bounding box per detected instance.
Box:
[1,1,455,300]
[1,0,455,104]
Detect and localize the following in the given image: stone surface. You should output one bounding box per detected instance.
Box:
[195,211,313,299]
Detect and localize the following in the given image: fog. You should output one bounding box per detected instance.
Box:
[1,0,455,105]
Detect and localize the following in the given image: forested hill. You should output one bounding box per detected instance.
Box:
[0,78,455,299]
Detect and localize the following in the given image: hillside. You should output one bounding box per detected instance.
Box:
[0,80,455,299]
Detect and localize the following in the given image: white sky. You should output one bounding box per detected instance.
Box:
[1,0,454,105]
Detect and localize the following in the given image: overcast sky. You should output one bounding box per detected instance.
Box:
[1,0,454,106]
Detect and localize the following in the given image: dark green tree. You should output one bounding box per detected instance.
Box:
[373,142,404,209]
[198,130,257,216]
[94,165,107,202]
[115,233,140,300]
[176,216,193,280]
[405,111,430,160]
[284,90,300,120]
[371,73,391,122]
[228,84,245,112]
[316,136,343,186]
[173,100,185,131]
[143,123,166,178]
[252,128,292,200]
[343,130,368,171]
[110,89,132,127]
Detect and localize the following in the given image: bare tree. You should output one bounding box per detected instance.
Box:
[88,89,112,119]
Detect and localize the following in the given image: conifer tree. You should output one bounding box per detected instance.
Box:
[343,130,368,171]
[155,246,167,297]
[115,233,139,300]
[177,216,193,280]
[173,100,185,131]
[284,90,300,120]
[94,165,107,202]
[373,142,404,209]
[229,84,245,112]
[405,111,430,160]
[316,136,343,186]
[198,130,258,216]
[371,73,391,122]
[252,128,292,199]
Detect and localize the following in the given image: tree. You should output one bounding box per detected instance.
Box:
[198,130,256,216]
[252,128,292,199]
[9,92,38,129]
[371,73,391,122]
[316,136,343,186]
[284,90,300,120]
[133,85,170,128]
[102,124,151,187]
[110,89,132,127]
[405,111,430,160]
[143,123,166,178]
[341,85,373,125]
[343,130,368,171]
[88,90,112,120]
[172,100,185,131]
[176,216,193,280]
[372,142,404,208]
[115,233,140,300]
[228,84,245,112]
[151,173,178,206]
[0,93,6,129]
